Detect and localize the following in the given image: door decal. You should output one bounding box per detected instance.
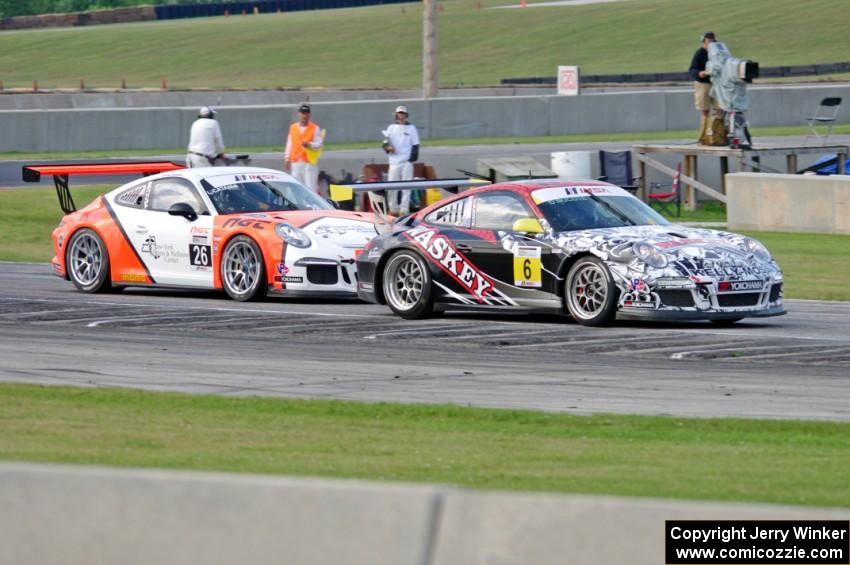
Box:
[103,198,156,283]
[403,225,494,303]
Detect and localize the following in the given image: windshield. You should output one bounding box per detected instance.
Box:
[203,174,332,214]
[534,192,669,232]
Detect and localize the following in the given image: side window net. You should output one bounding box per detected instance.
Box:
[425,198,469,227]
[115,183,148,208]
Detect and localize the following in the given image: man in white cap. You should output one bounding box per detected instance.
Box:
[186,106,225,168]
[381,105,420,215]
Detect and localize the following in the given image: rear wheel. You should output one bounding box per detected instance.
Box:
[66,228,111,293]
[382,250,434,319]
[221,236,267,302]
[565,257,618,327]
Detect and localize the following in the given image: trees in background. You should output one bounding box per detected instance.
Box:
[0,1,214,18]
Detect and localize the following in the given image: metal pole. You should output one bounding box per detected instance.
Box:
[422,0,438,98]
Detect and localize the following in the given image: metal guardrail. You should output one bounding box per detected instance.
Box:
[502,61,850,85]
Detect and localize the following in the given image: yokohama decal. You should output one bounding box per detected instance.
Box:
[404,225,494,303]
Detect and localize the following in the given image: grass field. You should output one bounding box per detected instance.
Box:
[0,0,847,89]
[0,185,108,262]
[747,231,850,302]
[1,183,847,300]
[1,383,849,506]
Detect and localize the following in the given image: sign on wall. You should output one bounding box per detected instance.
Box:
[557,66,580,96]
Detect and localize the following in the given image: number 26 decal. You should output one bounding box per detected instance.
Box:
[190,244,211,267]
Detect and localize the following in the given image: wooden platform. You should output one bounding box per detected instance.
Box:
[632,142,849,209]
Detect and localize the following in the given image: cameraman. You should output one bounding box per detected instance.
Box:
[689,32,718,135]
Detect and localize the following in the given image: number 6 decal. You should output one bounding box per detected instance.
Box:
[513,246,542,288]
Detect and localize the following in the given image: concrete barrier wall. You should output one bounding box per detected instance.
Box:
[0,87,556,110]
[727,172,850,234]
[1,84,848,152]
[0,462,438,565]
[1,462,847,565]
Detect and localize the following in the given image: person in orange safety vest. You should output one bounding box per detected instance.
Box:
[284,104,325,193]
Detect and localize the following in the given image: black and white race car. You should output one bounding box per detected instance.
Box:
[355,180,785,326]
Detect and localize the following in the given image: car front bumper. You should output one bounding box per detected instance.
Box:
[617,303,786,321]
[268,257,359,297]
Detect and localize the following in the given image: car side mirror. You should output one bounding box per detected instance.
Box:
[326,197,340,209]
[512,217,544,235]
[168,202,198,222]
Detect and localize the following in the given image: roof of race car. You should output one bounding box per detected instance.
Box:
[104,166,302,195]
[159,166,297,184]
[488,178,621,194]
[411,178,629,218]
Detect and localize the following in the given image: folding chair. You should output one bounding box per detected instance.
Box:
[598,150,640,194]
[647,163,681,217]
[806,97,841,143]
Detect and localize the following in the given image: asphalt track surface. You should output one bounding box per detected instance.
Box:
[1,262,849,421]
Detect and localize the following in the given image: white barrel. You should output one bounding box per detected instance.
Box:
[551,151,593,180]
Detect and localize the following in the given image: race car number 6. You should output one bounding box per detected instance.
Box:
[513,246,542,288]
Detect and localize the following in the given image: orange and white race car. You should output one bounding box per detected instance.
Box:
[23,162,386,301]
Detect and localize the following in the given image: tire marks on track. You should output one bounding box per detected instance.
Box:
[0,296,847,368]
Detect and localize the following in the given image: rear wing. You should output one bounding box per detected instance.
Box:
[329,178,489,221]
[22,161,185,214]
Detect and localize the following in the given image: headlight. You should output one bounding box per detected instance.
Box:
[275,223,311,248]
[743,237,771,261]
[609,242,637,262]
[633,242,668,268]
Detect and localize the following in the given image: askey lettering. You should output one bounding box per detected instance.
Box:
[404,226,493,301]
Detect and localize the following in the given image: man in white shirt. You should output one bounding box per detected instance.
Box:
[382,105,420,215]
[186,107,225,168]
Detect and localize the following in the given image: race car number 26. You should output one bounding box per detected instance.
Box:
[190,244,211,267]
[513,246,542,288]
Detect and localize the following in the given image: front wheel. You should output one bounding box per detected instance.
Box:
[565,256,618,326]
[221,236,267,301]
[382,250,434,319]
[66,228,112,293]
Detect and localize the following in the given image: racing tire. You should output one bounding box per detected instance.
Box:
[66,228,112,293]
[221,235,267,302]
[382,250,434,319]
[565,256,618,327]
